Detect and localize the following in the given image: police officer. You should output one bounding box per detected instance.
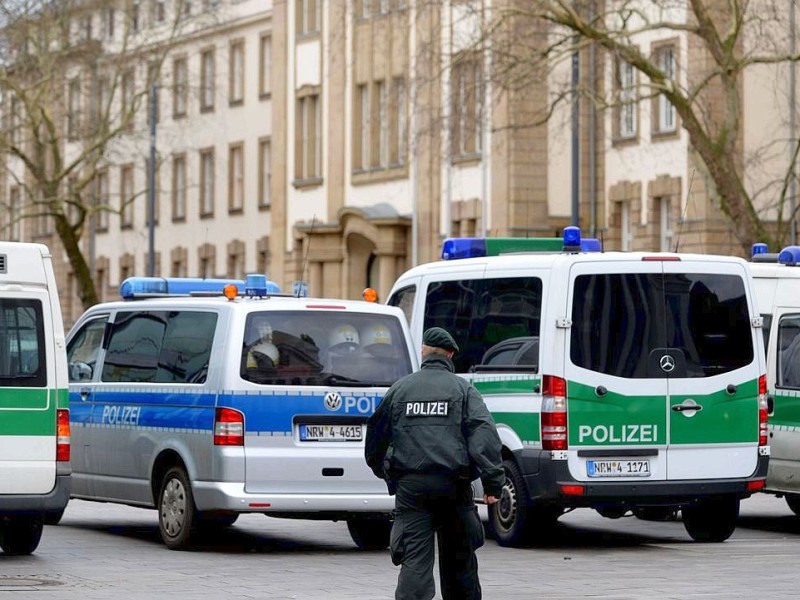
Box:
[365,327,504,600]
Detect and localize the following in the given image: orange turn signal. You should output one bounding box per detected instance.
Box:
[223,284,239,300]
[362,287,379,302]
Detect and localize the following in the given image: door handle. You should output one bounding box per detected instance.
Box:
[79,387,91,401]
[672,399,703,413]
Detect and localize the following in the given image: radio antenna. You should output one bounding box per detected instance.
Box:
[297,215,316,297]
[674,168,696,253]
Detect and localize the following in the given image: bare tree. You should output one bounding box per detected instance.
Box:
[447,0,800,253]
[0,0,204,308]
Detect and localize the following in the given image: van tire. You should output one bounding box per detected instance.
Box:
[0,516,44,555]
[488,458,558,547]
[158,467,197,550]
[682,496,739,542]
[785,494,800,516]
[43,508,65,526]
[347,518,391,549]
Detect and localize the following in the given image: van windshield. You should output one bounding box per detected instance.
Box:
[240,311,412,387]
[571,272,753,378]
[0,299,46,387]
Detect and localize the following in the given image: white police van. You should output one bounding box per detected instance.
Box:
[387,227,769,545]
[749,243,800,514]
[64,275,417,549]
[0,242,70,555]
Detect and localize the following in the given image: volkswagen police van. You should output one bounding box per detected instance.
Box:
[63,275,417,550]
[0,242,70,555]
[749,243,800,515]
[387,227,769,545]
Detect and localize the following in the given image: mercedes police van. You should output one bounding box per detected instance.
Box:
[749,243,800,515]
[63,275,417,550]
[387,227,769,545]
[0,242,70,555]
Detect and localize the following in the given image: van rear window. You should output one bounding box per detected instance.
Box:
[241,311,412,386]
[571,273,753,378]
[0,299,46,387]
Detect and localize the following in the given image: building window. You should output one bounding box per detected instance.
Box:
[120,164,135,229]
[227,241,245,279]
[354,83,369,170]
[258,137,271,209]
[103,8,115,39]
[616,58,638,140]
[121,68,136,131]
[295,90,321,181]
[296,0,320,35]
[229,39,245,105]
[172,57,188,117]
[151,0,165,24]
[259,33,271,97]
[67,78,81,140]
[96,169,109,232]
[451,55,483,157]
[228,142,244,213]
[659,197,673,252]
[200,148,215,217]
[9,95,22,147]
[390,77,407,166]
[131,1,140,32]
[172,154,187,221]
[654,43,677,134]
[200,48,215,112]
[377,80,388,167]
[96,75,110,122]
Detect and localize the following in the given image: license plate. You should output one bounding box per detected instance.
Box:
[299,424,363,442]
[587,459,651,478]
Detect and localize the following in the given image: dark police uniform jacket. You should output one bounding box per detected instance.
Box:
[365,353,504,498]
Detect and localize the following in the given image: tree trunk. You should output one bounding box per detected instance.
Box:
[53,213,98,310]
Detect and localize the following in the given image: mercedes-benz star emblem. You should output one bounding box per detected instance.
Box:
[659,355,675,373]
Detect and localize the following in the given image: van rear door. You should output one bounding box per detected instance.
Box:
[662,260,761,480]
[0,293,57,494]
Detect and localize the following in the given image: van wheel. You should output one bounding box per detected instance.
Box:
[785,494,800,516]
[0,516,44,555]
[489,459,559,546]
[158,467,197,550]
[682,496,739,542]
[347,518,391,549]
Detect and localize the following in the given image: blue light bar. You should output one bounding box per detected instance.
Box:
[778,246,800,266]
[752,243,769,257]
[244,273,281,297]
[442,238,487,260]
[119,277,246,300]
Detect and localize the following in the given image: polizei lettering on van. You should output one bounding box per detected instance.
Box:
[578,424,658,444]
[405,401,449,417]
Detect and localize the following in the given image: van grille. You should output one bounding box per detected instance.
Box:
[0,254,6,274]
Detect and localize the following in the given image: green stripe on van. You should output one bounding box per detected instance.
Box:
[0,389,57,436]
[492,412,540,442]
[768,390,800,427]
[473,378,539,395]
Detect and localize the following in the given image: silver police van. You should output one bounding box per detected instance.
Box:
[62,276,417,549]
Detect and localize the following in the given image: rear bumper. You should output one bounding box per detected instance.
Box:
[517,448,769,507]
[192,481,395,517]
[0,474,71,516]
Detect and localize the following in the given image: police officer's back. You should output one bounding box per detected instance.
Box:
[365,327,504,600]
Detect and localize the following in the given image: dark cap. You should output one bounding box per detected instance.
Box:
[422,327,459,353]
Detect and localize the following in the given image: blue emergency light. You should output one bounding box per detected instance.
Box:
[119,277,247,299]
[778,246,800,266]
[441,228,601,260]
[244,274,281,297]
[752,243,769,257]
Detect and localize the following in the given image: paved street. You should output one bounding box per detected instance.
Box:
[1,493,798,599]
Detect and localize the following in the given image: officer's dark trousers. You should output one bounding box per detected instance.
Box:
[390,474,484,600]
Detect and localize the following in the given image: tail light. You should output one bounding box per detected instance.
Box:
[214,407,244,446]
[56,409,70,462]
[758,374,769,446]
[541,375,568,450]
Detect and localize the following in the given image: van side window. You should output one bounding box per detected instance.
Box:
[572,273,753,378]
[387,285,416,325]
[67,317,107,382]
[102,311,217,384]
[423,277,542,374]
[778,315,800,389]
[0,299,45,388]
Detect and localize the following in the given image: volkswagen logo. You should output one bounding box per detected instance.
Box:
[324,391,342,411]
[659,355,675,373]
